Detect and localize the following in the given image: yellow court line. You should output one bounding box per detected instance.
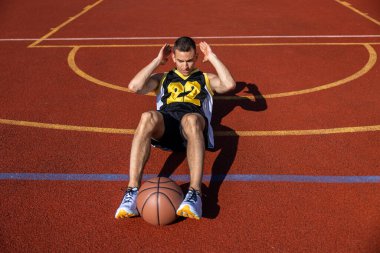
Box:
[264,44,376,98]
[0,118,134,135]
[28,0,103,48]
[31,42,380,49]
[216,125,380,136]
[68,46,132,93]
[210,42,380,47]
[25,0,380,49]
[33,44,164,48]
[67,44,377,99]
[1,118,380,137]
[336,0,380,26]
[67,46,154,96]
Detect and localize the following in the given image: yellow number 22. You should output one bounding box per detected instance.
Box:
[167,81,201,106]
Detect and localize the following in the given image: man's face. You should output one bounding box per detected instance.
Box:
[172,48,198,76]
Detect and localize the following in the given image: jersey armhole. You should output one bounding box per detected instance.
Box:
[204,73,214,96]
[154,72,168,95]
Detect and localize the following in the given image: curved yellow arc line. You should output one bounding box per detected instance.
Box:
[67,44,377,99]
[263,44,377,98]
[1,118,380,137]
[68,46,131,93]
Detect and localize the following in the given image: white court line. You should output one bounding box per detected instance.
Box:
[1,34,380,42]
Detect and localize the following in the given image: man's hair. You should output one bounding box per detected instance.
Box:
[173,36,196,52]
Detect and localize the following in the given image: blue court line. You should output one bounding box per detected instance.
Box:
[1,173,380,183]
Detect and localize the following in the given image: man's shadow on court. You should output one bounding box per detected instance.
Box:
[158,82,267,219]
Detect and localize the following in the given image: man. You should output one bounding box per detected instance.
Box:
[115,36,235,220]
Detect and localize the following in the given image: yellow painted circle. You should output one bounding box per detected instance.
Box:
[6,43,376,137]
[67,43,377,99]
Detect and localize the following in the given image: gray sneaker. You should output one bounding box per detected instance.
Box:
[115,187,139,219]
[176,189,202,220]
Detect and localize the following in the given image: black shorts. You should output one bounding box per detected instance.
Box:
[151,110,209,151]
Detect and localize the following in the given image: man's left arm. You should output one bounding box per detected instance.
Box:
[200,41,236,94]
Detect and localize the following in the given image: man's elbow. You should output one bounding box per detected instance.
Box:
[128,82,140,93]
[225,80,236,92]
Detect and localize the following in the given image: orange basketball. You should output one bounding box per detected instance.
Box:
[136,177,184,226]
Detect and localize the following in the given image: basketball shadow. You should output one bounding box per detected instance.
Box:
[158,82,267,219]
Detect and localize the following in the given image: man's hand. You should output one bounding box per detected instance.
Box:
[158,43,171,65]
[128,43,170,93]
[199,41,215,63]
[200,41,236,94]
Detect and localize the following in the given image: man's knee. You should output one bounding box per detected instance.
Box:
[181,114,205,136]
[137,111,162,133]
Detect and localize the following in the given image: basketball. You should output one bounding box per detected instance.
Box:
[136,177,184,226]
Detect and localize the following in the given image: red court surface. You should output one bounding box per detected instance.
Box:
[1,0,380,252]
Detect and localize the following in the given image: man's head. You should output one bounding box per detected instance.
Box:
[172,36,198,76]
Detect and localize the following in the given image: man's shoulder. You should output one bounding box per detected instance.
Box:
[204,72,217,79]
[150,72,167,81]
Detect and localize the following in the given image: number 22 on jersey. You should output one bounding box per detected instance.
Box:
[167,81,201,106]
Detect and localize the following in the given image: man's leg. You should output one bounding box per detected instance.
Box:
[176,113,205,220]
[115,111,164,219]
[128,111,165,188]
[180,113,206,191]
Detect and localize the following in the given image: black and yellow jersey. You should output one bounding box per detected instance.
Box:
[155,68,215,148]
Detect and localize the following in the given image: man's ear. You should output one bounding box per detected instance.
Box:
[171,52,176,63]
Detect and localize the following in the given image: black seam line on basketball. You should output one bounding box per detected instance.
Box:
[140,192,177,225]
[139,187,183,196]
[158,192,177,216]
[157,177,161,225]
[140,191,160,216]
[151,181,175,184]
[146,178,174,183]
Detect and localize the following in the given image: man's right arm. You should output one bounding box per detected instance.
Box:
[128,44,171,94]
